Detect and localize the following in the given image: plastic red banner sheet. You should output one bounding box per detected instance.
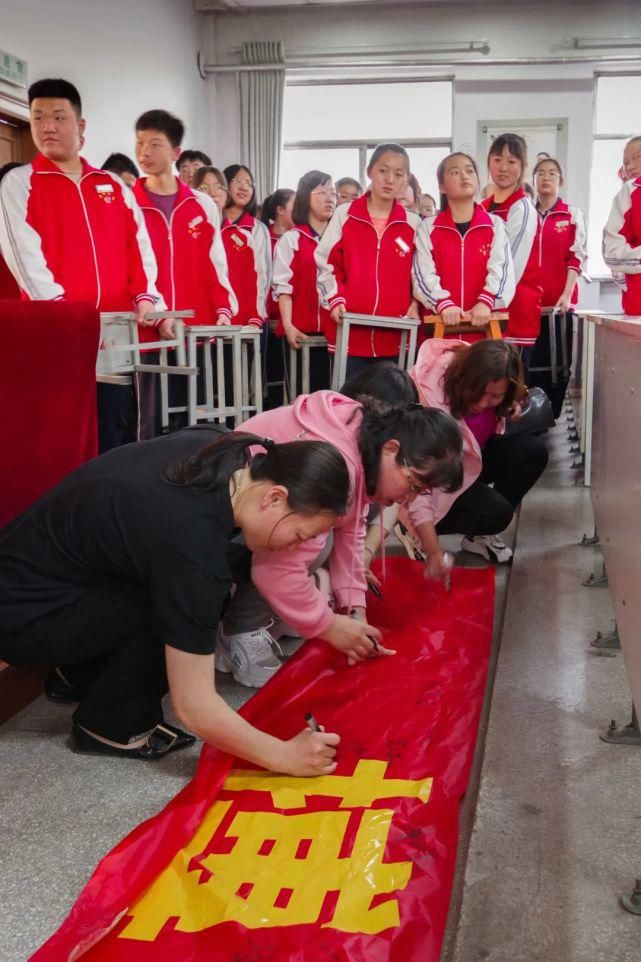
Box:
[31,557,495,962]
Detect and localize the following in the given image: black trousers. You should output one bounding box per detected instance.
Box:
[96,383,137,453]
[436,433,548,538]
[0,583,167,743]
[528,311,574,419]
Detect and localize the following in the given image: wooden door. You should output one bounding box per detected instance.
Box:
[0,114,36,166]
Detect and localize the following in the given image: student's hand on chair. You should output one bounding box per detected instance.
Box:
[280,727,340,776]
[467,302,492,327]
[554,294,572,315]
[322,613,393,665]
[404,299,421,320]
[215,312,232,326]
[158,317,176,339]
[331,304,346,325]
[440,306,464,327]
[137,300,156,326]
[284,324,308,350]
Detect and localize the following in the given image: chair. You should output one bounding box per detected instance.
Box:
[331,313,421,391]
[423,311,508,341]
[181,325,263,427]
[287,335,330,400]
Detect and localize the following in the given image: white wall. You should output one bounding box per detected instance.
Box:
[0,0,210,166]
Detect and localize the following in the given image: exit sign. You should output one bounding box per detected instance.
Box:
[0,50,27,88]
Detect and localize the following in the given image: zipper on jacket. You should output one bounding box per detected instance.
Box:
[77,175,101,308]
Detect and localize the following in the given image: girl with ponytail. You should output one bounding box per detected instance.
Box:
[0,427,350,775]
[218,384,463,686]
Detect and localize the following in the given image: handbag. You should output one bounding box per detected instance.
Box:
[504,386,555,436]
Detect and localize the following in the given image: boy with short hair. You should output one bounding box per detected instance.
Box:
[0,77,162,451]
[335,176,362,207]
[133,109,236,435]
[177,149,212,186]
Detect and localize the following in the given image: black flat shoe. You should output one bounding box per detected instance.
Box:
[45,668,79,704]
[69,723,196,760]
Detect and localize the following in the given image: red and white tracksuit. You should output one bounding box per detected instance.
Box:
[537,198,587,309]
[603,176,641,315]
[315,193,421,357]
[482,189,542,346]
[0,153,160,310]
[272,224,332,337]
[221,211,271,327]
[132,178,236,343]
[267,226,281,323]
[412,203,515,317]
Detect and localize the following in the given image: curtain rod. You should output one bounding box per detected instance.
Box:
[198,52,641,76]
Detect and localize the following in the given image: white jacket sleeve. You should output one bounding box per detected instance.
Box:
[568,205,587,274]
[603,182,641,275]
[272,230,299,296]
[411,216,454,312]
[251,220,272,319]
[486,215,515,309]
[505,197,538,285]
[0,165,65,300]
[315,204,349,310]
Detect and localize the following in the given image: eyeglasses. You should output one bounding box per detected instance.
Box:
[231,178,254,189]
[402,461,432,496]
[198,183,227,195]
[311,187,337,201]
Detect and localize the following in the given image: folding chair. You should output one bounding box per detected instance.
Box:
[287,335,330,400]
[331,313,421,391]
[181,325,263,427]
[422,311,508,341]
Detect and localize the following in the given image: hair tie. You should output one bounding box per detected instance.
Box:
[406,401,423,411]
[262,437,276,451]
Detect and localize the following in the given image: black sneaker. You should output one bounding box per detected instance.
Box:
[44,668,79,704]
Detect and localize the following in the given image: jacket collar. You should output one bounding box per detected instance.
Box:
[434,202,493,230]
[348,191,409,226]
[536,197,568,217]
[293,222,320,241]
[32,152,97,176]
[133,176,191,208]
[222,209,255,229]
[484,186,527,212]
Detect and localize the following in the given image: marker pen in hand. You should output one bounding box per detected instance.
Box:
[350,608,379,652]
[305,713,321,733]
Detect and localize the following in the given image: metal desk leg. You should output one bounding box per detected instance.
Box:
[302,341,311,395]
[332,319,349,391]
[159,345,169,431]
[215,336,225,422]
[399,330,407,369]
[202,338,215,422]
[549,311,558,384]
[289,344,298,400]
[253,332,263,415]
[187,333,198,425]
[560,312,570,377]
[407,326,418,369]
[232,334,243,427]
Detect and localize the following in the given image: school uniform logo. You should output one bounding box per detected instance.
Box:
[478,242,491,258]
[555,220,570,232]
[231,232,246,249]
[188,215,204,239]
[96,183,115,205]
[394,236,410,257]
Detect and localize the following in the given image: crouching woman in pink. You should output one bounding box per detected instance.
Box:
[402,338,548,571]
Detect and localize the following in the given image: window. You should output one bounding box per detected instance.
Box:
[279,79,452,198]
[588,75,641,276]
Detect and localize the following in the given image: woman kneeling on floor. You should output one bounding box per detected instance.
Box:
[0,429,352,774]
[396,338,548,576]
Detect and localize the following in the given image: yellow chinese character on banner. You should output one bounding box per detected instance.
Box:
[120,760,432,942]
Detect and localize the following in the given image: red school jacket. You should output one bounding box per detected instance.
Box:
[267,225,281,322]
[0,153,160,311]
[603,176,641,315]
[133,178,236,342]
[315,193,420,357]
[412,203,515,316]
[537,198,587,309]
[482,188,542,346]
[272,224,332,337]
[221,211,271,327]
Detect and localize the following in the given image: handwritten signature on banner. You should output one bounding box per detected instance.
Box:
[119,759,433,941]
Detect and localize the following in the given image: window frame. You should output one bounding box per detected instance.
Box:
[281,75,454,186]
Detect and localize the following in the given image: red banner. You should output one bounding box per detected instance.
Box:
[31,558,495,962]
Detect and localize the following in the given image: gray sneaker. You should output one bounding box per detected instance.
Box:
[215,624,283,688]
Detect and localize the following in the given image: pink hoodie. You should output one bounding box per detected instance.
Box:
[238,392,369,638]
[407,339,505,530]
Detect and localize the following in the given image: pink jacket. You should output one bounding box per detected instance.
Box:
[407,339,505,529]
[238,392,369,638]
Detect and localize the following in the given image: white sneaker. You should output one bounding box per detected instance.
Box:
[393,521,427,563]
[461,534,513,564]
[215,624,283,688]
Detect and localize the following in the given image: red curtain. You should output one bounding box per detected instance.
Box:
[0,301,99,528]
[31,559,495,962]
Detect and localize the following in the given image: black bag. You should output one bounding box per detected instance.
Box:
[505,386,555,436]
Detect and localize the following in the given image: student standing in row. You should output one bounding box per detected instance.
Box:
[316,143,421,379]
[413,152,515,334]
[530,156,587,416]
[603,138,641,317]
[193,165,229,213]
[101,152,139,189]
[335,177,362,207]
[482,133,542,364]
[177,149,212,187]
[222,164,271,327]
[133,110,236,438]
[273,170,336,393]
[0,78,161,452]
[260,188,295,327]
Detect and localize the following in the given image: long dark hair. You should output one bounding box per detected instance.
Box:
[223,164,258,217]
[340,361,419,409]
[261,188,295,226]
[357,404,463,497]
[443,341,526,419]
[165,432,350,516]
